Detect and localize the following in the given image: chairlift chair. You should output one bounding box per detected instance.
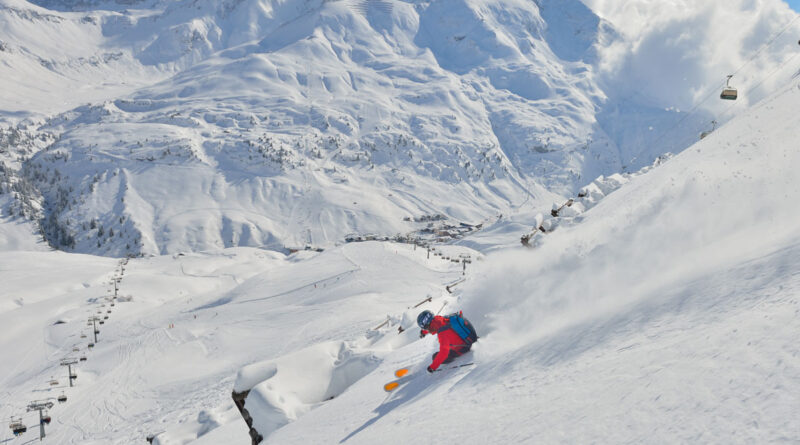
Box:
[49,378,59,386]
[720,75,737,100]
[80,356,87,362]
[9,418,27,436]
[700,120,718,140]
[88,343,95,348]
[57,393,67,403]
[80,333,87,338]
[41,412,51,425]
[99,320,105,324]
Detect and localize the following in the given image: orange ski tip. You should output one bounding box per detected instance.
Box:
[394,368,410,378]
[384,382,400,392]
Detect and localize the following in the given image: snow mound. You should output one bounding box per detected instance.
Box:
[235,341,379,438]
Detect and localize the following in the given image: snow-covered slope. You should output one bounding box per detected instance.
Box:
[1,4,799,442]
[239,69,800,444]
[3,71,795,445]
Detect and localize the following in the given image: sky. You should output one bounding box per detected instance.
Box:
[785,0,800,12]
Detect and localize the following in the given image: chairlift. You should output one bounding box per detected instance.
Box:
[99,320,105,324]
[88,343,95,348]
[72,347,80,352]
[80,356,87,362]
[103,316,109,320]
[41,411,52,425]
[9,417,27,436]
[700,120,718,140]
[107,310,112,313]
[70,372,77,381]
[95,330,100,334]
[80,333,87,338]
[57,393,67,403]
[720,75,737,100]
[49,377,59,386]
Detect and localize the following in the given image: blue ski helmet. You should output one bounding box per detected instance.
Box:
[417,310,434,329]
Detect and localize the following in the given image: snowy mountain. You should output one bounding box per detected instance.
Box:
[2,0,797,255]
[1,0,800,443]
[1,71,799,445]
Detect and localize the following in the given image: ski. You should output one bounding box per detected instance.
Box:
[383,363,474,392]
[383,378,409,392]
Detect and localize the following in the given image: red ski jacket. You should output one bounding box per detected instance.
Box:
[421,315,472,370]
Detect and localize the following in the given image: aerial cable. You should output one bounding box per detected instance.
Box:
[630,13,800,164]
[717,51,800,121]
[728,13,800,78]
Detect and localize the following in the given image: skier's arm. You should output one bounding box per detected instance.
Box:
[430,342,451,371]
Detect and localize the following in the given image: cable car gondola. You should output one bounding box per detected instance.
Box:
[720,75,737,100]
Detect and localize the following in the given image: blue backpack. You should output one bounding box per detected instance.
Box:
[445,312,479,345]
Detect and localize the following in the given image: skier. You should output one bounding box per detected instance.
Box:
[417,310,478,373]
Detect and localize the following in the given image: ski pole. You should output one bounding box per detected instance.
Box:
[432,362,474,372]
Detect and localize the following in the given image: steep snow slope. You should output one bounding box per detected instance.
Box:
[249,71,800,444]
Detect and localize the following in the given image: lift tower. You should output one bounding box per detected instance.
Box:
[27,400,54,440]
[60,358,78,388]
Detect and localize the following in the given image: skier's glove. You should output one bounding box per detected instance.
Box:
[419,330,426,339]
[426,366,434,373]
